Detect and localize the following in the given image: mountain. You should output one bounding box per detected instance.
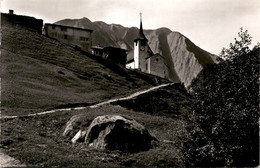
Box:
[55,17,217,87]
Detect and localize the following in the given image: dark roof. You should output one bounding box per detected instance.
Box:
[134,20,148,42]
[164,63,170,69]
[126,59,134,64]
[147,45,154,55]
[1,13,43,22]
[146,53,164,60]
[45,23,93,32]
[91,46,127,52]
[103,46,127,52]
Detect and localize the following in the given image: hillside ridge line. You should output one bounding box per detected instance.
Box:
[1,83,174,119]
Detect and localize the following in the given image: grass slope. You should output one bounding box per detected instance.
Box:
[0,23,168,116]
[113,83,192,119]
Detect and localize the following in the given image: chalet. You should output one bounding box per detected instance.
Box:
[92,45,127,65]
[43,23,93,52]
[1,10,43,34]
[126,14,169,79]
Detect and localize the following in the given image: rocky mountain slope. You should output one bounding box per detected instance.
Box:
[56,18,217,87]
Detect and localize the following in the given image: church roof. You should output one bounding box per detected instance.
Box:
[145,53,164,60]
[134,17,148,42]
[147,45,154,55]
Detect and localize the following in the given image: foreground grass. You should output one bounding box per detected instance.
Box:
[1,105,186,167]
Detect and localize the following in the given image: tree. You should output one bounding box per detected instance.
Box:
[182,30,260,167]
[219,27,252,61]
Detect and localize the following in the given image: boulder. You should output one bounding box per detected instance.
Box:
[63,114,92,139]
[64,115,157,153]
[63,114,82,137]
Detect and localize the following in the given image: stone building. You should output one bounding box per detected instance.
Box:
[1,10,43,34]
[91,45,127,65]
[126,15,169,79]
[44,23,93,52]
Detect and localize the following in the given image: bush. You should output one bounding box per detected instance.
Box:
[182,46,259,166]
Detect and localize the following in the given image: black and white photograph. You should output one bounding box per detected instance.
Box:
[0,0,259,167]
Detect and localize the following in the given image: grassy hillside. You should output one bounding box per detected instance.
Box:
[0,23,168,116]
[113,83,192,119]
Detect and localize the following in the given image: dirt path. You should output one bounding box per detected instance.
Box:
[0,83,174,120]
[89,82,174,108]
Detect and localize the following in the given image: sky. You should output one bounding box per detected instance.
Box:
[1,0,260,55]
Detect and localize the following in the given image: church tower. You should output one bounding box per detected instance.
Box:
[133,13,149,70]
[126,14,169,79]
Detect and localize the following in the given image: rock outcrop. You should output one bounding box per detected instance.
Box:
[64,115,157,153]
[166,32,203,87]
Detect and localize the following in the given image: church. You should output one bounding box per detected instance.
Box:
[126,14,169,79]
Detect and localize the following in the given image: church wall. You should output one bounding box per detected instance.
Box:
[139,45,152,73]
[139,52,148,72]
[126,62,135,69]
[133,41,140,69]
[147,58,151,73]
[149,55,166,78]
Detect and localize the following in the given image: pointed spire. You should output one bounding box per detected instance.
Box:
[139,12,143,30]
[134,12,148,42]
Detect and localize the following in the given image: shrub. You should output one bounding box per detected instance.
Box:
[182,43,259,166]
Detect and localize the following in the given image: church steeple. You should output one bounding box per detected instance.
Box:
[134,13,148,42]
